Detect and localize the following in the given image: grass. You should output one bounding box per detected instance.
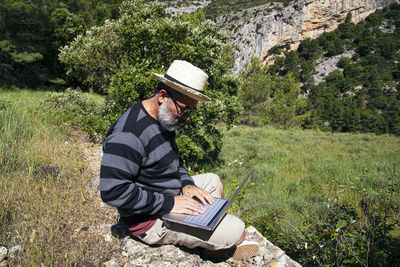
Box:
[217,126,400,265]
[219,126,399,216]
[0,88,117,266]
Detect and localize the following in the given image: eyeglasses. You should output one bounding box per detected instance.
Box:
[173,100,197,118]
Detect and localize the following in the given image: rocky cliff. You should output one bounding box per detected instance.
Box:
[215,0,399,72]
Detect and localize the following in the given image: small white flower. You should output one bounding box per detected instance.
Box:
[305,242,307,249]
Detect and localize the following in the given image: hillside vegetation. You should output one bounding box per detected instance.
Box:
[263,4,400,135]
[202,0,292,19]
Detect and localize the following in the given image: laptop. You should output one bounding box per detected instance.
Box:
[162,168,255,231]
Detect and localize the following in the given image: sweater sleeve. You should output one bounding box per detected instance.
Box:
[100,132,174,215]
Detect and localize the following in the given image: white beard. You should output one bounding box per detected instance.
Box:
[158,98,180,132]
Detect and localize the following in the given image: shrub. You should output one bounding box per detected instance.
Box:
[239,59,309,128]
[59,0,241,169]
[40,88,107,141]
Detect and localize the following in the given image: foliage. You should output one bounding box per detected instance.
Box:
[262,73,309,128]
[238,58,309,128]
[49,8,86,50]
[0,0,122,87]
[60,0,241,169]
[59,20,122,93]
[39,88,107,142]
[0,39,45,86]
[267,3,400,136]
[202,0,293,19]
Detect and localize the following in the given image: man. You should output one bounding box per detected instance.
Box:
[100,60,259,260]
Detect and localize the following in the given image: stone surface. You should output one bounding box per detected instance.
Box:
[313,50,355,84]
[104,258,120,267]
[0,247,7,262]
[165,0,211,15]
[8,245,22,258]
[163,0,398,72]
[88,177,100,193]
[101,224,301,267]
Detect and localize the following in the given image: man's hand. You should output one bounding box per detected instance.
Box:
[182,185,214,205]
[170,195,206,215]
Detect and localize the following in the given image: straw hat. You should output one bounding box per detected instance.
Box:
[152,60,211,102]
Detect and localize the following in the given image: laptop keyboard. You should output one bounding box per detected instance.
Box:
[183,198,227,226]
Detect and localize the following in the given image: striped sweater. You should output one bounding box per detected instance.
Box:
[100,102,194,221]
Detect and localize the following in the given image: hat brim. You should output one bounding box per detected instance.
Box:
[152,73,211,102]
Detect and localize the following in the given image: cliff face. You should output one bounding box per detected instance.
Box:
[216,0,399,72]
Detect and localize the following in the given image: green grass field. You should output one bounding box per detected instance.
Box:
[218,126,400,265]
[220,126,400,217]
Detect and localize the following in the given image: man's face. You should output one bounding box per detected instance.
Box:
[158,94,198,132]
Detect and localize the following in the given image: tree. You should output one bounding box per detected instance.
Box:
[0,0,121,86]
[59,0,241,169]
[238,57,274,125]
[50,8,85,49]
[263,73,309,129]
[298,38,322,61]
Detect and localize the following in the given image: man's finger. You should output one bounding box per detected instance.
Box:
[186,197,206,213]
[193,189,214,205]
[203,191,215,204]
[186,209,199,215]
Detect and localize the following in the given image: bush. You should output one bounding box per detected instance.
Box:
[59,0,241,169]
[239,59,309,128]
[40,88,107,141]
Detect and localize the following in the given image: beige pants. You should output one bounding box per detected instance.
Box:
[137,173,245,250]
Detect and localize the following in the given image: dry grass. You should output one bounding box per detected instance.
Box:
[0,89,119,266]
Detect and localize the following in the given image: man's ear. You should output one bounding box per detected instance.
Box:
[158,89,169,105]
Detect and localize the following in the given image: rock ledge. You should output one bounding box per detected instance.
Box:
[103,224,300,267]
